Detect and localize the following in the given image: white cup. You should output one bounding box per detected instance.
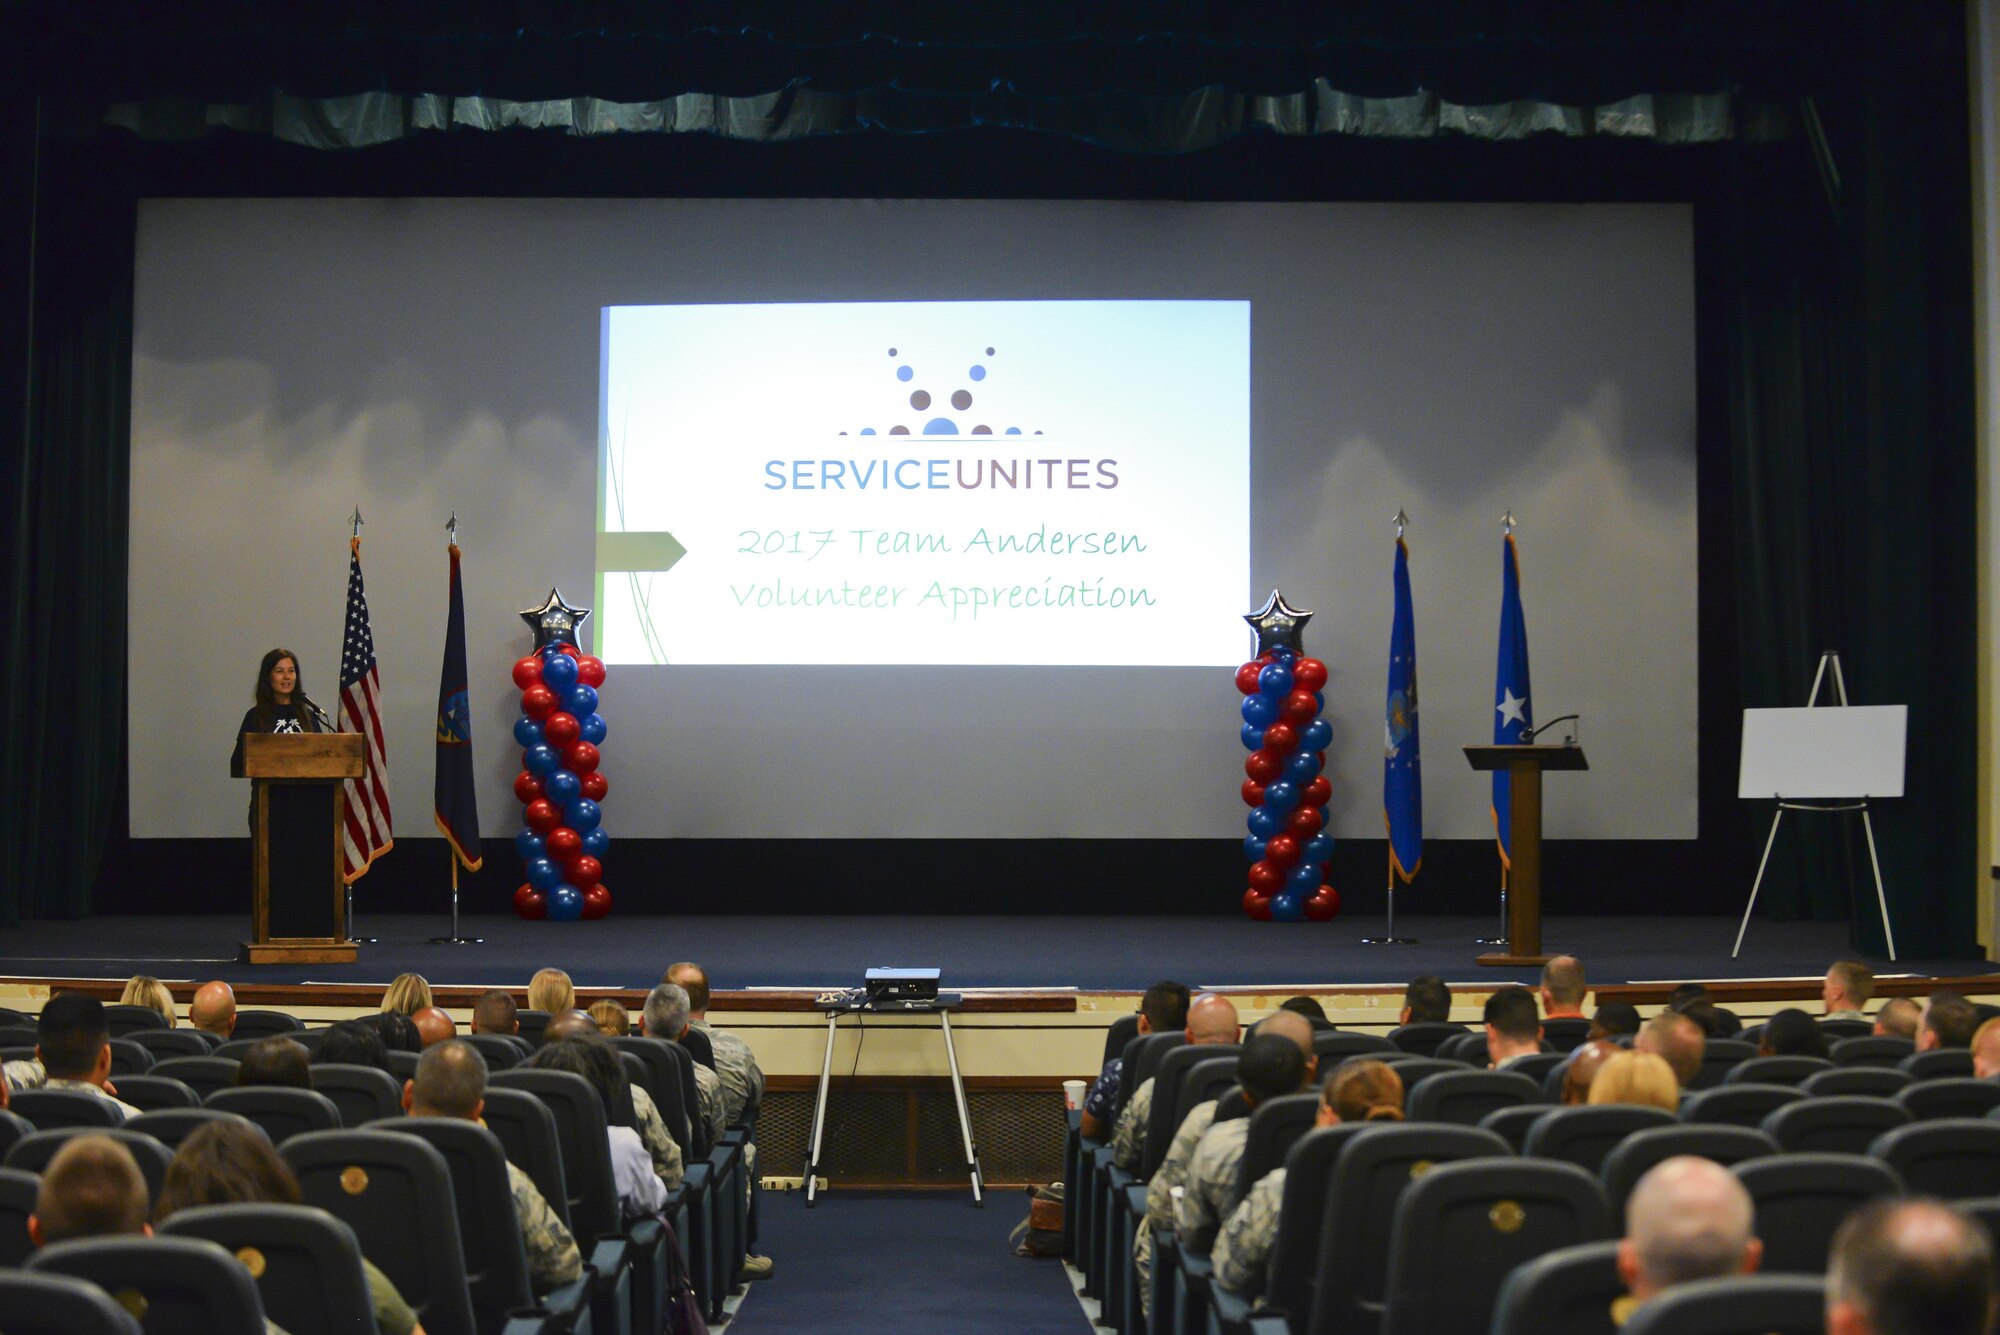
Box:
[1062,1079,1088,1110]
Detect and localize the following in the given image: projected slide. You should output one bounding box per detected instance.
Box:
[596,300,1250,666]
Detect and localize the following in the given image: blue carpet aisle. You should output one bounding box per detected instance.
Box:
[737,1190,1087,1334]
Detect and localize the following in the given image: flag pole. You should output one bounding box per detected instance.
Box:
[344,506,379,946]
[1476,508,1517,947]
[430,512,482,946]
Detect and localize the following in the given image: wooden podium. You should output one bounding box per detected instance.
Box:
[1463,743,1588,967]
[241,733,362,965]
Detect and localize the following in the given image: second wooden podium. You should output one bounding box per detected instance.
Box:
[241,732,363,965]
[1463,743,1588,967]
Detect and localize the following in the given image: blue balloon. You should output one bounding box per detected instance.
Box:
[513,829,546,862]
[1302,719,1333,751]
[1270,891,1306,923]
[543,770,581,805]
[526,857,564,890]
[1314,692,1325,711]
[581,828,610,859]
[1247,808,1283,839]
[1243,836,1267,863]
[1284,750,1323,783]
[1259,662,1295,695]
[579,713,607,745]
[1241,722,1266,751]
[1262,780,1299,814]
[1287,863,1321,894]
[540,652,579,690]
[565,799,602,833]
[1241,695,1278,726]
[523,744,560,776]
[1305,835,1336,863]
[546,884,584,922]
[566,684,598,716]
[513,717,544,748]
[1270,647,1297,662]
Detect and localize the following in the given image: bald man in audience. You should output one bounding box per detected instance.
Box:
[404,1039,582,1291]
[1919,991,1980,1052]
[27,1134,152,1247]
[189,980,237,1039]
[1636,1010,1705,1088]
[1560,1039,1620,1105]
[411,1006,456,1047]
[1875,996,1921,1041]
[1828,1198,1999,1335]
[1539,956,1588,1020]
[1617,1156,1762,1309]
[1111,992,1242,1170]
[543,1009,685,1194]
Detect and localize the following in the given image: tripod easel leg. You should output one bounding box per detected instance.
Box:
[1859,809,1898,962]
[1733,806,1786,959]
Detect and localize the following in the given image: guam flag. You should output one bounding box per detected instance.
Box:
[1384,536,1422,881]
[434,543,482,870]
[1492,532,1532,866]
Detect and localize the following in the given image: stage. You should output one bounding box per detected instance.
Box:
[0,913,1988,993]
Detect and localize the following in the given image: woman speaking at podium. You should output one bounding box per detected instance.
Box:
[229,647,333,795]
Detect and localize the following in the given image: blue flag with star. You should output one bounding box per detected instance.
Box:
[434,543,482,870]
[1492,533,1532,865]
[1384,537,1422,881]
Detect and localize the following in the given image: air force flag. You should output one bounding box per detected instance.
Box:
[434,542,482,870]
[1384,537,1422,881]
[1492,532,1532,866]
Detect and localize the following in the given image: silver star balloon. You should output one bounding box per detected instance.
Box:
[1244,590,1312,658]
[521,588,591,653]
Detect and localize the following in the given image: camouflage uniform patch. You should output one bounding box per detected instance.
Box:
[1175,1116,1252,1252]
[696,1021,764,1125]
[507,1160,583,1289]
[1212,1166,1285,1298]
[1111,1076,1155,1171]
[630,1084,685,1189]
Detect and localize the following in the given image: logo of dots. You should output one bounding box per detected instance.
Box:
[840,346,1042,439]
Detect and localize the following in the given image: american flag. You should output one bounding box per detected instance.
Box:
[338,541,393,881]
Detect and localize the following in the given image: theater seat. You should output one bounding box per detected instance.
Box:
[1680,1083,1804,1130]
[1386,1022,1466,1057]
[1599,1125,1778,1218]
[158,1202,381,1335]
[1688,1040,1757,1091]
[1522,1105,1677,1175]
[103,1005,171,1037]
[229,1010,305,1041]
[29,1234,269,1335]
[9,1089,121,1131]
[131,1029,221,1060]
[1477,1105,1549,1153]
[1617,1273,1825,1335]
[111,1074,199,1113]
[309,1064,405,1128]
[1896,1077,2000,1122]
[1541,1017,1592,1054]
[204,1086,343,1144]
[5,1129,172,1205]
[1406,1070,1540,1127]
[0,1268,144,1335]
[1898,1048,1974,1080]
[1758,1096,1910,1155]
[1798,1066,1910,1099]
[1723,1056,1832,1087]
[125,1108,264,1153]
[1828,1036,1913,1068]
[1488,1239,1624,1335]
[148,1057,241,1101]
[1733,1154,1903,1275]
[0,1166,39,1268]
[1870,1119,2000,1199]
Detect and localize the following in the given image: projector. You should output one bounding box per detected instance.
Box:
[864,967,940,1004]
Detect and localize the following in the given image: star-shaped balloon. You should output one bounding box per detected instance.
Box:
[1244,590,1312,658]
[521,588,592,653]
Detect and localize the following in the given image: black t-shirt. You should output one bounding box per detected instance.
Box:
[229,703,319,777]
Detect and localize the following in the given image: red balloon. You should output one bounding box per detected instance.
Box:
[543,712,580,747]
[1242,889,1274,921]
[1241,779,1266,808]
[581,883,612,919]
[563,741,600,775]
[1262,723,1299,756]
[1248,861,1285,894]
[513,771,543,803]
[511,656,544,689]
[568,855,603,887]
[1281,689,1319,725]
[513,884,548,919]
[1305,885,1341,920]
[580,772,608,802]
[557,644,581,659]
[520,685,558,720]
[1245,750,1283,784]
[1304,776,1332,806]
[1264,834,1300,869]
[1286,806,1324,838]
[545,827,582,861]
[1235,662,1264,695]
[1293,658,1328,692]
[577,656,607,688]
[524,799,561,834]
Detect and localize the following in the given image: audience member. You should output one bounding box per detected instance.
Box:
[643,983,729,1143]
[471,988,520,1036]
[1483,987,1543,1069]
[544,1010,687,1193]
[1677,1001,1728,1038]
[1213,1060,1403,1300]
[28,1134,150,1246]
[312,1020,391,1071]
[1588,1051,1679,1111]
[1636,1011,1705,1088]
[1278,996,1326,1023]
[1539,956,1587,1019]
[1589,1001,1643,1042]
[16,992,141,1117]
[403,1039,582,1291]
[1920,991,1979,1051]
[189,979,237,1039]
[1112,992,1241,1171]
[525,1037,669,1219]
[1827,1198,1998,1335]
[1875,997,1921,1041]
[1176,1017,1318,1253]
[1081,981,1191,1142]
[1560,1039,1620,1105]
[1758,1008,1831,1060]
[1973,1017,2000,1080]
[1669,983,1743,1037]
[155,1120,424,1335]
[587,999,630,1036]
[664,962,766,1125]
[235,1036,312,1089]
[411,1006,457,1047]
[380,973,433,1015]
[1823,960,1875,1022]
[1617,1156,1761,1308]
[118,975,177,1027]
[363,1011,423,1054]
[527,969,575,1017]
[1400,974,1451,1025]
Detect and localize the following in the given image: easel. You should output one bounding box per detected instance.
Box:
[1732,650,1899,961]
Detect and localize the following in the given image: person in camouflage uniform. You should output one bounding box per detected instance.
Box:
[544,1009,685,1189]
[666,961,774,1281]
[1176,1017,1316,1253]
[1113,991,1241,1171]
[1212,1059,1405,1300]
[1081,981,1191,1143]
[8,994,140,1119]
[644,983,730,1143]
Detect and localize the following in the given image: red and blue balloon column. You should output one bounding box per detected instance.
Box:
[511,589,612,922]
[1238,591,1340,922]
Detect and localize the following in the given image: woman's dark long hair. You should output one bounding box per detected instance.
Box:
[252,647,324,733]
[155,1120,303,1221]
[526,1035,638,1128]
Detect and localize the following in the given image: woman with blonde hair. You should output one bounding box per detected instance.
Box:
[380,973,433,1015]
[587,998,630,1036]
[119,975,176,1027]
[1587,1050,1680,1112]
[528,968,575,1015]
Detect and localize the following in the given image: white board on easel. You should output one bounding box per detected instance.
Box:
[1737,705,1908,800]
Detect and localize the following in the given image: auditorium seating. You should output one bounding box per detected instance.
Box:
[1405,1069,1539,1127]
[204,1086,343,1144]
[147,1056,240,1100]
[1870,1118,2000,1198]
[1523,1105,1678,1175]
[0,1268,145,1335]
[9,1090,120,1131]
[104,1040,153,1077]
[0,1165,38,1267]
[109,1074,198,1112]
[4,1129,172,1204]
[463,1032,526,1070]
[1616,1273,1826,1335]
[1758,1095,1911,1155]
[1385,1021,1466,1056]
[1488,1239,1624,1335]
[1724,1055,1831,1086]
[1799,1066,1910,1098]
[229,1010,305,1040]
[1599,1124,1779,1217]
[157,1202,382,1335]
[1477,1104,1549,1152]
[1680,1083,1804,1129]
[124,1108,263,1152]
[30,1234,270,1334]
[308,1062,404,1127]
[101,1005,170,1037]
[129,1029,218,1059]
[1895,1076,2000,1121]
[1307,1031,1396,1063]
[1898,1048,1974,1080]
[1829,1035,1913,1067]
[1540,1017,1592,1053]
[1688,1039,1758,1090]
[1733,1154,1903,1274]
